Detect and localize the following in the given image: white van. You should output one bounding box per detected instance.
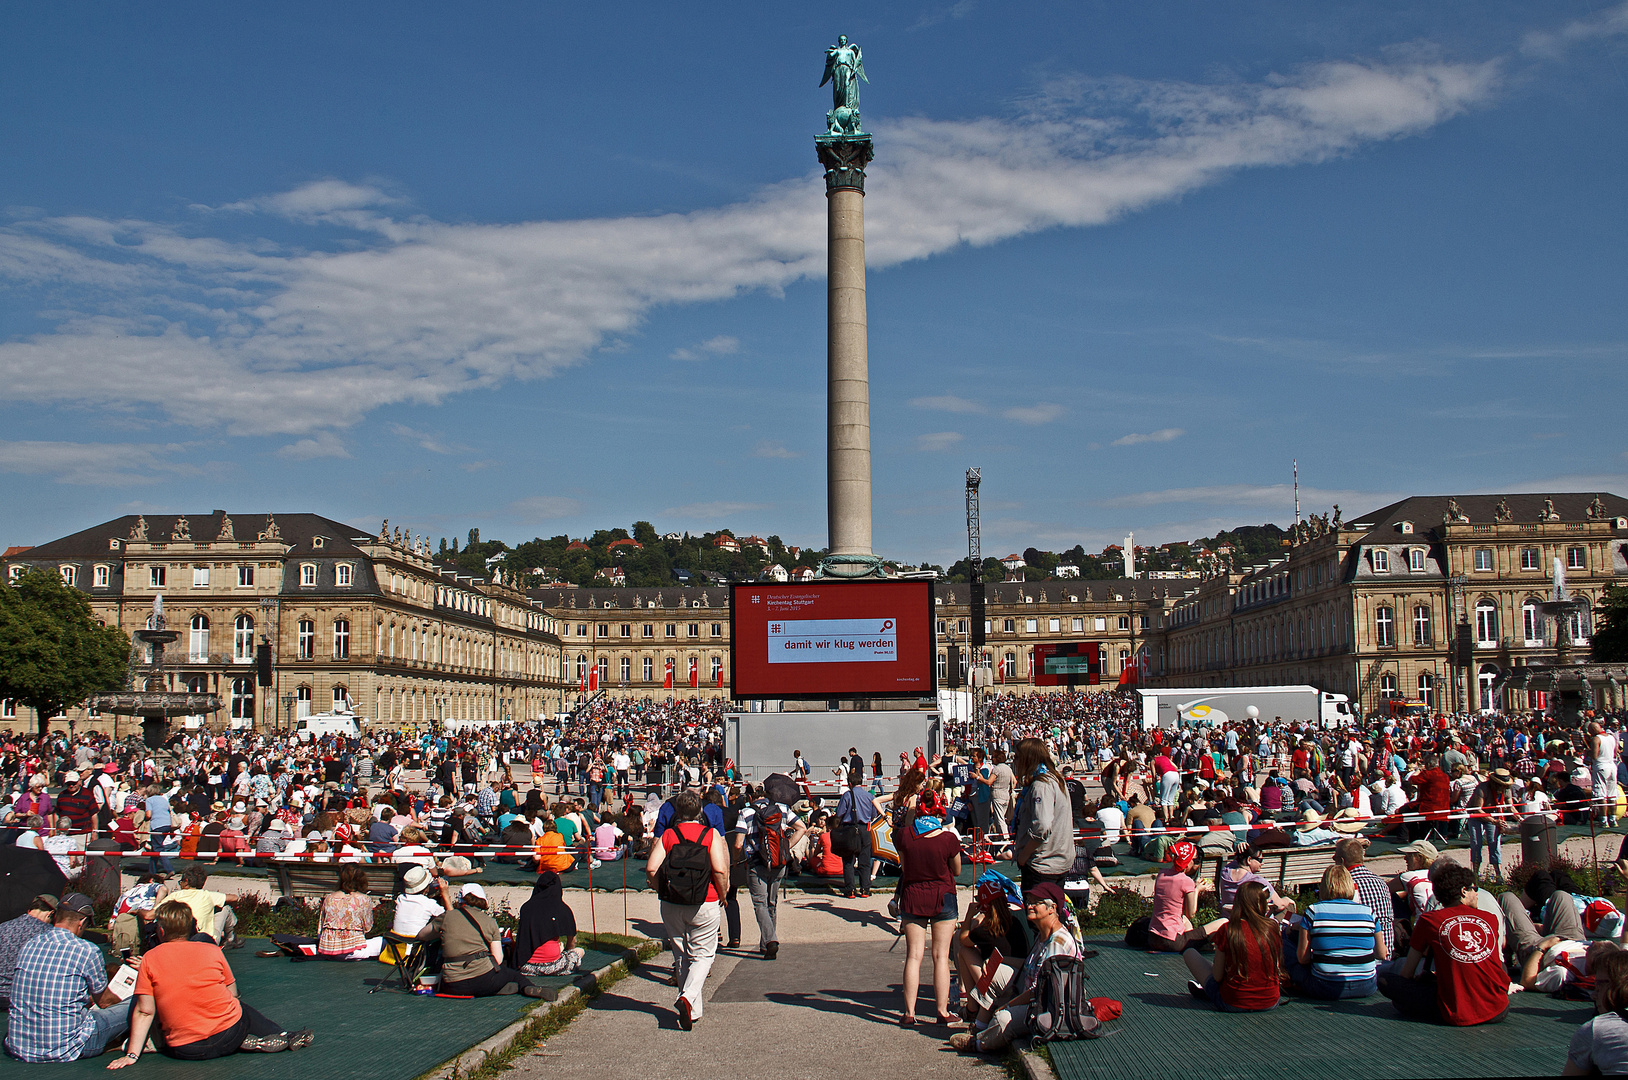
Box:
[294,710,367,741]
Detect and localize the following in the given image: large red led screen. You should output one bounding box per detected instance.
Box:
[730,581,936,699]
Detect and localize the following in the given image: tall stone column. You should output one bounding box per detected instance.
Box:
[816,134,875,565]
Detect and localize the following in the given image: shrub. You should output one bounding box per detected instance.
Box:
[1078,885,1150,930]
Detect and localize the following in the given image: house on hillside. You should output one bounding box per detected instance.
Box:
[762,563,789,582]
[740,535,770,554]
[1000,553,1025,570]
[607,538,643,552]
[714,535,741,553]
[594,565,626,585]
[1055,564,1080,579]
[566,540,590,552]
[662,532,683,542]
[790,566,816,582]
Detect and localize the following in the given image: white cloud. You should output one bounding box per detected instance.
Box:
[1522,1,1628,58]
[670,335,740,361]
[916,431,965,452]
[1099,482,1407,514]
[0,51,1500,440]
[660,501,770,520]
[0,440,203,486]
[388,422,470,455]
[909,395,986,414]
[1111,427,1185,446]
[752,440,803,459]
[275,432,350,460]
[508,495,581,520]
[1002,403,1064,425]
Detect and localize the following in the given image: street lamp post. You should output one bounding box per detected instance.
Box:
[281,692,294,733]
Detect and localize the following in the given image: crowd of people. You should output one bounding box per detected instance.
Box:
[3,688,1628,1069]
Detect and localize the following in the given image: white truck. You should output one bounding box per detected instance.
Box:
[293,708,368,741]
[1138,685,1353,730]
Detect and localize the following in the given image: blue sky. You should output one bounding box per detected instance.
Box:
[2,2,1625,566]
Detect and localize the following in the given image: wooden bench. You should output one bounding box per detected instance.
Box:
[1197,844,1339,897]
[269,861,406,901]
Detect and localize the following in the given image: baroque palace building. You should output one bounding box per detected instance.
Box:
[3,512,571,735]
[1159,493,1628,715]
[5,491,1624,733]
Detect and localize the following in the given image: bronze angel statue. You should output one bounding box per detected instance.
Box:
[820,35,868,136]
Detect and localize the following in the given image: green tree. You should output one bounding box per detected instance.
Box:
[0,568,131,734]
[1594,584,1628,662]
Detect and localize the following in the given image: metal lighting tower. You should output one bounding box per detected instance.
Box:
[966,468,985,746]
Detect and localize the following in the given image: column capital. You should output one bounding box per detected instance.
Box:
[815,134,875,195]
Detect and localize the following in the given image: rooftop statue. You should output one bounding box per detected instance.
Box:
[820,35,868,136]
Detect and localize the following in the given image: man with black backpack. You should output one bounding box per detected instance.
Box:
[734,780,807,960]
[646,791,730,1031]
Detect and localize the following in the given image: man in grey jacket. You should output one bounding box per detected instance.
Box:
[1011,738,1074,891]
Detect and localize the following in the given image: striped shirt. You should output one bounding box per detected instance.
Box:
[1305,898,1378,984]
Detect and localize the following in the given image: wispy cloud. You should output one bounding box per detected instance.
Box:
[275,432,350,460]
[1003,404,1064,425]
[660,501,770,520]
[916,431,965,452]
[912,0,977,31]
[909,395,985,414]
[1099,482,1407,513]
[0,49,1501,443]
[0,440,204,486]
[1522,0,1628,58]
[910,396,1064,425]
[388,422,471,455]
[508,495,581,521]
[752,440,803,459]
[1111,427,1184,447]
[670,335,740,362]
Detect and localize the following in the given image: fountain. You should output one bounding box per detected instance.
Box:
[86,595,222,748]
[1502,557,1628,725]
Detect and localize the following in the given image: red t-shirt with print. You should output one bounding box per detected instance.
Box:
[1409,905,1507,1025]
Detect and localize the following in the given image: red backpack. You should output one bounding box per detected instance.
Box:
[751,799,787,870]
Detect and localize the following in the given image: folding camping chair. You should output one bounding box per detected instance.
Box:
[372,930,430,994]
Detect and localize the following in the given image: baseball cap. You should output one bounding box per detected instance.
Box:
[59,892,95,918]
[1397,839,1439,862]
[64,771,80,783]
[1024,882,1068,910]
[31,894,60,912]
[460,883,486,902]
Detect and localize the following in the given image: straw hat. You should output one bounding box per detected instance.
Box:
[1295,809,1327,831]
[1330,808,1368,835]
[1488,768,1514,787]
[403,865,434,894]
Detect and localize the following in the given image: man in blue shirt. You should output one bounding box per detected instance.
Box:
[5,894,132,1062]
[834,770,878,898]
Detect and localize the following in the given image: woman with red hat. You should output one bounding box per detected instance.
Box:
[1147,840,1207,952]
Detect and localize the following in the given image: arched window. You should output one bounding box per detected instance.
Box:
[1375,607,1394,648]
[1475,600,1498,645]
[233,614,255,662]
[1417,672,1434,707]
[332,686,348,711]
[711,656,723,683]
[189,614,210,661]
[296,684,312,718]
[1522,601,1543,645]
[1379,674,1398,700]
[1003,652,1016,678]
[1569,604,1592,645]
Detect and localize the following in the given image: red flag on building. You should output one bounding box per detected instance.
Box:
[663,659,674,690]
[688,658,699,689]
[715,663,724,689]
[578,670,585,693]
[588,666,598,693]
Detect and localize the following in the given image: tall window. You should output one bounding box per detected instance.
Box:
[238,565,255,587]
[1379,673,1398,700]
[1375,607,1395,647]
[1408,549,1426,571]
[332,686,348,711]
[233,614,255,662]
[298,619,315,660]
[711,624,723,637]
[192,566,209,587]
[231,678,254,722]
[597,657,608,685]
[1520,548,1540,571]
[1523,602,1543,645]
[1474,549,1493,572]
[620,624,631,638]
[1418,672,1434,707]
[1049,618,1062,633]
[333,619,350,659]
[300,563,316,586]
[1003,619,1015,633]
[1570,608,1590,644]
[1413,605,1432,647]
[188,614,209,661]
[1478,664,1498,709]
[710,656,722,682]
[1475,600,1498,645]
[297,685,312,718]
[576,654,586,679]
[619,657,631,683]
[665,624,676,638]
[336,563,353,587]
[150,566,166,588]
[689,624,699,637]
[642,624,654,638]
[93,565,109,588]
[1002,652,1016,678]
[1025,618,1038,633]
[1372,549,1389,572]
[643,657,654,681]
[1568,547,1587,570]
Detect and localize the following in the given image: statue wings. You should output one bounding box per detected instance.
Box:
[819,43,868,87]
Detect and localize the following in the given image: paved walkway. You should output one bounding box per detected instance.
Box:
[504,888,1002,1080]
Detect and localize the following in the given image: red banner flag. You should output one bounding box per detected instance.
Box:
[688,657,698,689]
[715,663,724,689]
[588,667,598,693]
[663,659,674,690]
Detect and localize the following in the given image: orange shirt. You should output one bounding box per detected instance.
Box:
[534,831,574,873]
[133,940,243,1046]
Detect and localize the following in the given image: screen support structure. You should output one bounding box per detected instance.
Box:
[967,467,986,748]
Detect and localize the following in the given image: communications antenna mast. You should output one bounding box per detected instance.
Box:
[966,468,985,745]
